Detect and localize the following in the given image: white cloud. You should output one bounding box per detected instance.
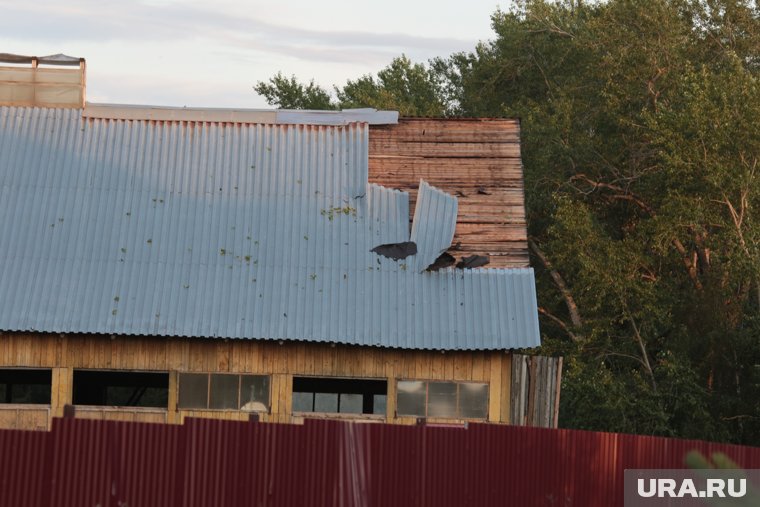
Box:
[0,0,508,107]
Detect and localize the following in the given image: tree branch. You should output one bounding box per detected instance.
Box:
[529,239,583,329]
[538,306,580,342]
[622,301,657,392]
[570,173,704,290]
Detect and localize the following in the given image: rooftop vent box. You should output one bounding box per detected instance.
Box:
[0,53,85,108]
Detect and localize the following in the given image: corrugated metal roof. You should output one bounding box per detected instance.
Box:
[409,180,458,272]
[83,103,399,125]
[0,106,540,350]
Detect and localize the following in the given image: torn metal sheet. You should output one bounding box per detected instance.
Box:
[409,180,458,273]
[370,241,417,260]
[426,252,456,271]
[367,183,409,246]
[457,255,491,269]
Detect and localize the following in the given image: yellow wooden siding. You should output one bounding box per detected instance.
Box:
[0,332,512,430]
[0,406,50,430]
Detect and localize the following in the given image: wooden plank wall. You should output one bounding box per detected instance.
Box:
[0,65,85,108]
[510,354,563,428]
[0,332,513,430]
[368,118,529,268]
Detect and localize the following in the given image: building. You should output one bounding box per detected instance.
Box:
[0,54,558,431]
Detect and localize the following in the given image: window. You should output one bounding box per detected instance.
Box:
[0,368,51,404]
[73,370,168,408]
[396,380,488,419]
[292,377,386,415]
[178,373,270,412]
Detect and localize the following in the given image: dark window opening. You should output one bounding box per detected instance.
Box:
[73,370,168,408]
[292,377,387,415]
[177,373,270,412]
[0,369,51,404]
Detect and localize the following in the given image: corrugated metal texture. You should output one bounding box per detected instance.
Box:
[0,106,540,350]
[83,103,399,125]
[409,180,458,272]
[369,118,529,268]
[0,427,48,507]
[366,183,409,245]
[3,417,760,507]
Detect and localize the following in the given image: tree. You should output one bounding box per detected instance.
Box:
[255,0,760,444]
[253,72,336,110]
[255,56,446,116]
[432,0,760,443]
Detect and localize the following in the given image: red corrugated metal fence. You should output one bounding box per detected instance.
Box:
[1,418,759,506]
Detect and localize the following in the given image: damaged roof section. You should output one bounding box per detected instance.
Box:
[409,180,458,273]
[366,184,409,246]
[368,118,528,268]
[0,106,540,350]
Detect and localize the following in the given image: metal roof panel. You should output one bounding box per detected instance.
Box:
[0,106,540,349]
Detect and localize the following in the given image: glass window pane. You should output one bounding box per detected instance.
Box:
[396,381,426,417]
[240,375,269,411]
[427,382,457,418]
[373,394,387,415]
[0,384,5,402]
[209,374,239,409]
[458,383,488,419]
[314,393,338,413]
[292,392,314,412]
[339,393,362,414]
[178,373,208,409]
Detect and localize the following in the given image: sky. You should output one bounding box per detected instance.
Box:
[0,0,508,108]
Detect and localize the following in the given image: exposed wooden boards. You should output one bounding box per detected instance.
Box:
[0,332,514,429]
[0,65,84,108]
[370,118,520,143]
[0,407,49,430]
[0,333,502,382]
[370,141,521,158]
[510,354,562,428]
[500,353,512,424]
[51,367,72,418]
[368,118,529,269]
[488,353,503,423]
[75,408,168,424]
[167,371,178,424]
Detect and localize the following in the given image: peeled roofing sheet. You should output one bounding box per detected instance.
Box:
[0,106,540,350]
[409,180,458,273]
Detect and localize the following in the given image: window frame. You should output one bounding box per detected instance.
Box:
[395,379,489,420]
[177,372,271,413]
[0,367,52,406]
[291,375,388,418]
[72,368,170,409]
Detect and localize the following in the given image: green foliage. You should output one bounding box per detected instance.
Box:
[256,0,760,444]
[426,0,760,445]
[255,56,445,115]
[253,72,336,110]
[336,55,446,116]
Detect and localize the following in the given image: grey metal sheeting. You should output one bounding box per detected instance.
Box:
[0,106,540,350]
[410,180,458,273]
